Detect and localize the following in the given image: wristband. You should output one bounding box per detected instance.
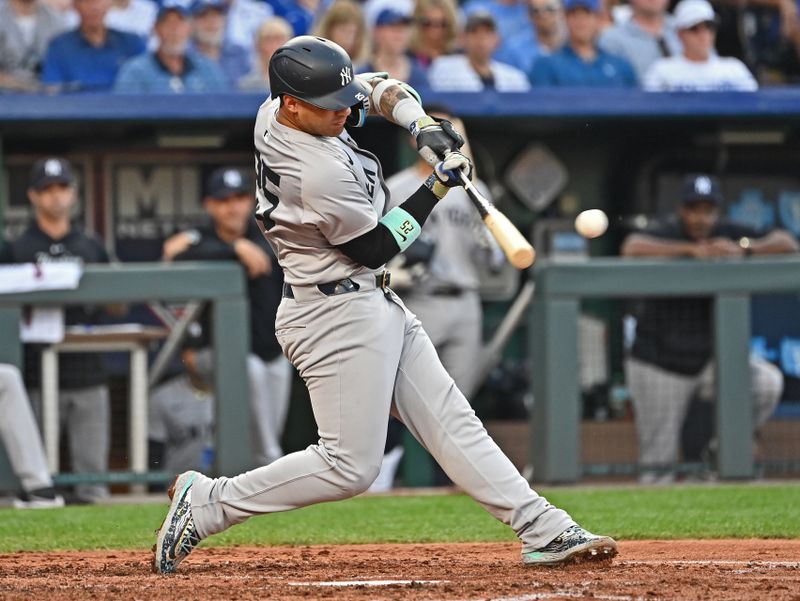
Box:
[423,172,449,200]
[379,207,422,251]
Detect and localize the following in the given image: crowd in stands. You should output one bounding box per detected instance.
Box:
[2,0,800,94]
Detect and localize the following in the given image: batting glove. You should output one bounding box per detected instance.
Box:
[356,71,389,84]
[424,152,472,199]
[410,116,464,166]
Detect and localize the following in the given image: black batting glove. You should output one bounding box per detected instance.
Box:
[410,116,465,166]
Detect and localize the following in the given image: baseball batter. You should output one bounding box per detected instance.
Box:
[154,36,617,573]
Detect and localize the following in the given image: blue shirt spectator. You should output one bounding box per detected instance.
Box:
[530,46,637,86]
[597,0,681,81]
[41,0,144,92]
[265,0,320,36]
[358,8,428,92]
[495,0,566,73]
[189,0,250,87]
[114,50,228,92]
[113,1,227,92]
[463,0,536,64]
[530,0,636,86]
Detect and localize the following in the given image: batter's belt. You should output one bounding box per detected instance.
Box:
[282,270,391,301]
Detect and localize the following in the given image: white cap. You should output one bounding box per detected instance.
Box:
[674,0,716,29]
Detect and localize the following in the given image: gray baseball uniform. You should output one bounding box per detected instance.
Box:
[0,363,53,492]
[386,166,501,397]
[186,97,574,552]
[149,373,214,474]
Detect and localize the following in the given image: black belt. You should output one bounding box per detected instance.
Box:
[430,286,464,297]
[283,272,391,299]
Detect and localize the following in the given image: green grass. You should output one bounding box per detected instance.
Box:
[1,483,798,552]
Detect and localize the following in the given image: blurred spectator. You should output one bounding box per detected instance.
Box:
[530,0,637,86]
[40,0,145,92]
[409,0,461,68]
[313,0,368,65]
[495,0,566,73]
[598,0,682,80]
[41,0,79,27]
[0,0,70,93]
[427,11,532,91]
[728,0,800,83]
[363,0,414,29]
[0,157,119,502]
[162,167,291,468]
[359,8,428,89]
[529,0,568,52]
[113,1,228,93]
[238,16,292,92]
[265,0,321,36]
[225,0,274,65]
[190,0,250,87]
[0,363,64,508]
[644,0,758,90]
[105,0,157,40]
[621,173,798,484]
[463,0,537,61]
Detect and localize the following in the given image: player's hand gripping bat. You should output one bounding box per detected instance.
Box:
[458,170,536,269]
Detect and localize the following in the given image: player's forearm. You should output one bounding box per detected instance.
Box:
[337,184,438,268]
[620,234,697,257]
[370,79,426,129]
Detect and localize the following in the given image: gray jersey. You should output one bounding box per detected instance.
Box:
[149,374,214,474]
[386,166,497,292]
[254,97,389,285]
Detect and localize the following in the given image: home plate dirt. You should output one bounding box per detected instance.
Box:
[1,540,799,600]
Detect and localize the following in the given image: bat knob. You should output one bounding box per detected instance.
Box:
[512,247,536,269]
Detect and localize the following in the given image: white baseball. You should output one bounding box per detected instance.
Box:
[574,209,608,239]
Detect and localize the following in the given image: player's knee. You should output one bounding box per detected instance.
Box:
[0,362,20,382]
[335,462,381,497]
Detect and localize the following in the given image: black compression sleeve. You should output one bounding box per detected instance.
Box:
[337,184,438,269]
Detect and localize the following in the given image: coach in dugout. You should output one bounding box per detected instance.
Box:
[0,157,122,503]
[620,173,799,484]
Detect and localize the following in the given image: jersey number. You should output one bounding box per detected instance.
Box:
[255,152,280,231]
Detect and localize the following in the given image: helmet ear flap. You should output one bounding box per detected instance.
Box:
[345,94,370,127]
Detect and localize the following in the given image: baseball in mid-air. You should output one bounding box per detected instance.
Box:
[574,209,609,239]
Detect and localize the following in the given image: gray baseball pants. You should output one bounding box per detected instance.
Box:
[0,364,53,492]
[402,291,482,398]
[194,348,293,467]
[625,354,782,481]
[29,384,110,500]
[190,278,574,551]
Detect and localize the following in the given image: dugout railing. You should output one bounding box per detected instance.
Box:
[530,255,800,483]
[0,262,250,491]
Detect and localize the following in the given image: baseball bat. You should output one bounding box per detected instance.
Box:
[459,171,536,269]
[469,279,536,396]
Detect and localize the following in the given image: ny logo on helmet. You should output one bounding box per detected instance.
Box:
[340,67,351,86]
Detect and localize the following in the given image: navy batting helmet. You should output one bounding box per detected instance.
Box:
[269,36,371,111]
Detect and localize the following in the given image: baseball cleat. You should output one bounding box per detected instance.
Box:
[13,487,65,510]
[522,525,617,567]
[152,471,202,574]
